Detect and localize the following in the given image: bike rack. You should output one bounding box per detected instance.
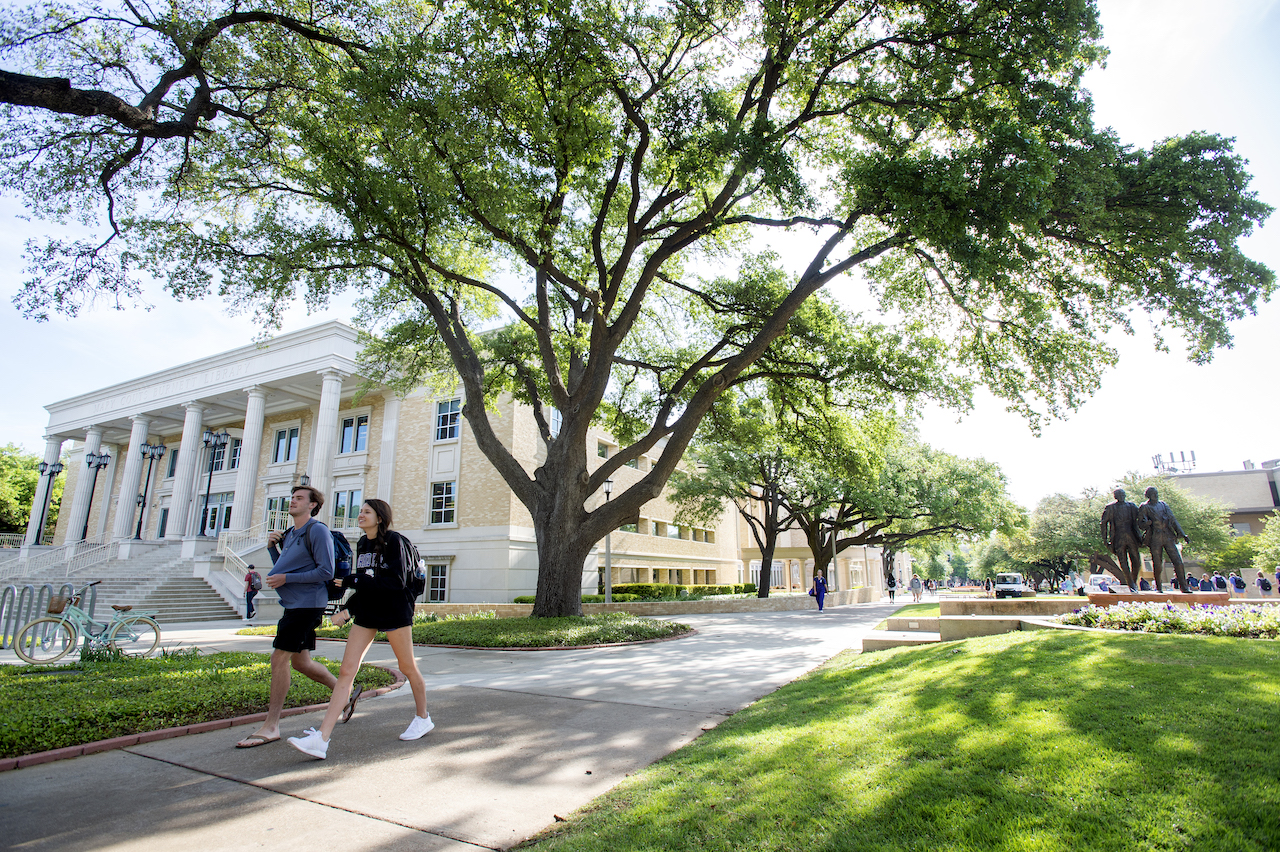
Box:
[0,581,85,649]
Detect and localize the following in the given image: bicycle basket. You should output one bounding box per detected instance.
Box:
[47,594,72,614]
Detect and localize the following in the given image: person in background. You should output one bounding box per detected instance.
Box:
[1199,574,1214,592]
[245,564,262,620]
[886,573,897,602]
[1255,570,1273,598]
[809,569,828,612]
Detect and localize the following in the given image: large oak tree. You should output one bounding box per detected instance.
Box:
[1,0,1272,615]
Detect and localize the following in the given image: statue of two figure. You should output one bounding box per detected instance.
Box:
[1101,486,1191,593]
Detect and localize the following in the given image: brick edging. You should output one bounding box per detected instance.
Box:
[0,664,407,773]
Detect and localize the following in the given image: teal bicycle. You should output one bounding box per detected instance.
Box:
[13,580,162,664]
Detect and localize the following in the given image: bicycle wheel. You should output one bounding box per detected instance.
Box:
[108,616,161,657]
[13,617,77,664]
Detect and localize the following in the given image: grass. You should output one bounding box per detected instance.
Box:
[872,602,939,630]
[523,630,1279,852]
[0,649,396,758]
[237,611,693,647]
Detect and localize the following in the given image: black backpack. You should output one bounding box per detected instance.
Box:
[1214,575,1228,590]
[1261,578,1273,592]
[398,535,427,600]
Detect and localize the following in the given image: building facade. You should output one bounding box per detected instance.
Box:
[1174,460,1280,536]
[31,322,757,601]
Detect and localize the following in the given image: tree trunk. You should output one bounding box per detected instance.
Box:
[531,525,594,617]
[757,532,779,598]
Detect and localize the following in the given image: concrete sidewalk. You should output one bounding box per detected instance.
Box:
[0,604,898,851]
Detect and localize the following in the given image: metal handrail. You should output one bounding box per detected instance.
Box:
[0,533,24,548]
[24,542,86,573]
[65,541,121,576]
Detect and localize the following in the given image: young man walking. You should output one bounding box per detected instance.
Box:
[236,485,339,749]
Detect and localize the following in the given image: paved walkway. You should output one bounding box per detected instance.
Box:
[0,603,898,851]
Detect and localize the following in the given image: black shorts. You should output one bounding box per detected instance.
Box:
[273,607,326,653]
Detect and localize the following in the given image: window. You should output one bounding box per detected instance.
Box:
[436,399,461,441]
[430,481,456,524]
[550,408,562,437]
[620,521,638,533]
[1232,523,1252,536]
[667,524,682,539]
[166,449,179,479]
[210,441,227,472]
[597,441,610,458]
[273,427,300,463]
[340,415,369,454]
[428,564,448,602]
[266,496,290,530]
[229,438,242,470]
[158,508,169,538]
[651,520,661,536]
[333,489,363,529]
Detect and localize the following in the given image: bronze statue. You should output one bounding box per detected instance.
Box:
[1100,488,1142,591]
[1136,486,1191,593]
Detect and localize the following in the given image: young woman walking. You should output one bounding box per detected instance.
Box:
[288,499,432,759]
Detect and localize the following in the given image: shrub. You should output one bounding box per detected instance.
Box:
[1060,602,1280,639]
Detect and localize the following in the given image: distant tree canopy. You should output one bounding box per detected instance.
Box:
[1250,512,1280,577]
[1,0,1272,614]
[0,444,64,535]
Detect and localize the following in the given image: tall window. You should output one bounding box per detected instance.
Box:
[428,564,448,602]
[166,449,179,478]
[549,408,562,438]
[266,496,291,530]
[598,441,609,458]
[210,441,227,472]
[436,399,461,441]
[340,415,369,453]
[430,481,456,524]
[332,489,363,529]
[229,438,242,470]
[273,427,299,463]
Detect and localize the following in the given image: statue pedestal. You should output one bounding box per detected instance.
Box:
[1086,591,1231,608]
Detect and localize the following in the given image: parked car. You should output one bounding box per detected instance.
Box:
[994,572,1028,598]
[1086,573,1120,594]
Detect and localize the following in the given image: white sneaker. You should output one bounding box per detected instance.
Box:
[399,715,434,741]
[288,727,329,759]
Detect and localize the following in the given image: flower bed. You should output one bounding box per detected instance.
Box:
[1059,601,1280,639]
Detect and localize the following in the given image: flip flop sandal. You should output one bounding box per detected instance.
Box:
[341,683,364,723]
[235,734,280,748]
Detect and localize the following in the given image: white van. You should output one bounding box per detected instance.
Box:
[994,572,1028,598]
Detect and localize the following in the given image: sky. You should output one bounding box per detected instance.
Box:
[1,0,1277,512]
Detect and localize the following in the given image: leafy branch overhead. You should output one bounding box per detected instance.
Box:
[1,0,1272,615]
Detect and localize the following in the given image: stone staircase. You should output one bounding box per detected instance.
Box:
[860,598,1090,652]
[2,542,240,624]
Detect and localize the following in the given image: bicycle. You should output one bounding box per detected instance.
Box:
[12,580,162,664]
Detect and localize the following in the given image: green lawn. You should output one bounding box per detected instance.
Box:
[872,602,939,629]
[0,650,395,758]
[238,612,692,647]
[524,630,1279,852]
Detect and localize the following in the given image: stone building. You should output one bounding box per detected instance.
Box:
[25,322,748,603]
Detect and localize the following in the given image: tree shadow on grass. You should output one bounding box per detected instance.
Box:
[531,631,1279,852]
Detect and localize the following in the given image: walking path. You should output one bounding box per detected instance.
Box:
[0,603,898,851]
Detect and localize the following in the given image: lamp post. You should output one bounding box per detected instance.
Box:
[603,478,613,604]
[197,429,230,537]
[34,461,66,545]
[133,442,167,540]
[80,449,112,541]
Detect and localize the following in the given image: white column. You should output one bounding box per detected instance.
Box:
[96,443,120,540]
[111,416,152,539]
[375,395,402,501]
[230,386,268,530]
[64,426,104,542]
[24,436,65,545]
[165,402,206,539]
[308,370,345,522]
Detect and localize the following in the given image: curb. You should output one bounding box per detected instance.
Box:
[0,664,407,773]
[312,626,698,651]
